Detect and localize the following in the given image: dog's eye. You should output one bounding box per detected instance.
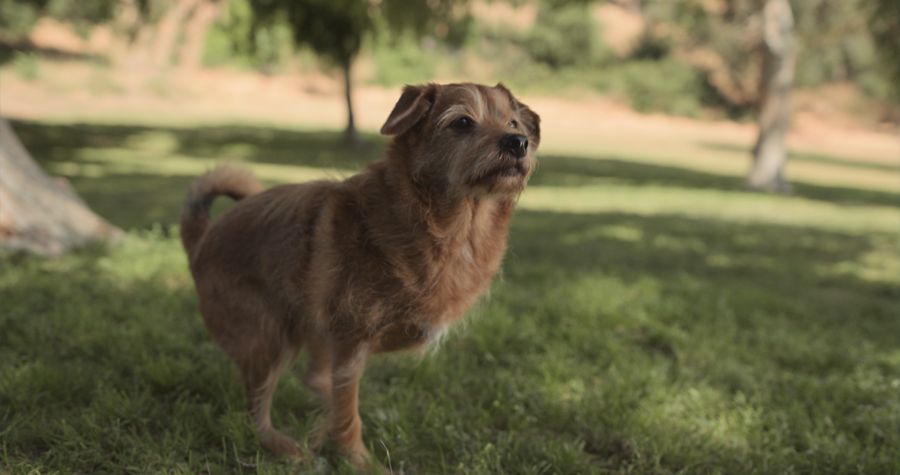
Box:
[509,120,518,129]
[452,116,474,130]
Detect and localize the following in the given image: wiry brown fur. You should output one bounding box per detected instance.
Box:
[181,82,541,468]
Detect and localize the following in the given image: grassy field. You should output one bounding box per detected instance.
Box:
[2,119,899,474]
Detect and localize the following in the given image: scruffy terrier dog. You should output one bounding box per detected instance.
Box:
[181,82,540,467]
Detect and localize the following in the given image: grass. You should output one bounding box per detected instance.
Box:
[2,118,899,474]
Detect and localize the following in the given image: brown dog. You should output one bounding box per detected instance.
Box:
[180,82,540,467]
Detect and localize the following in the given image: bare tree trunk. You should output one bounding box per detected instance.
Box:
[747,0,795,193]
[152,0,201,69]
[342,60,360,145]
[0,119,121,256]
[178,0,221,71]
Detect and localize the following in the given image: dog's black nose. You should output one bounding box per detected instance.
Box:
[500,134,528,159]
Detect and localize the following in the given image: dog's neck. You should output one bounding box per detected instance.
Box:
[381,145,515,252]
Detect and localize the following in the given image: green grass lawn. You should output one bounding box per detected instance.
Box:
[2,119,899,474]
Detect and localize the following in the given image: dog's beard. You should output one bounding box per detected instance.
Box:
[466,151,531,197]
[410,149,531,200]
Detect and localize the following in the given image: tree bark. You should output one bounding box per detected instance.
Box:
[178,0,222,71]
[747,0,795,193]
[0,119,121,256]
[342,60,360,145]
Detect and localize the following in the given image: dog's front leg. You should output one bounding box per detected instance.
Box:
[328,340,371,468]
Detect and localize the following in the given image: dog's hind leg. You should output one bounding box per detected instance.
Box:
[240,343,303,458]
[198,284,304,458]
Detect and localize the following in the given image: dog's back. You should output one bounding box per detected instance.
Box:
[183,174,334,340]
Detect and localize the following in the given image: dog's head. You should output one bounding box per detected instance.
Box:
[381,82,541,197]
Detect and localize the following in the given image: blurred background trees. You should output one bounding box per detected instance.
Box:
[1,0,898,254]
[2,0,896,111]
[244,0,471,142]
[0,0,125,255]
[2,0,896,127]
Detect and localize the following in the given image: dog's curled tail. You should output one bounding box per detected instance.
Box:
[181,165,263,255]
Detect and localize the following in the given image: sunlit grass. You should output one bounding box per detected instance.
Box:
[2,118,899,473]
[544,128,900,194]
[521,185,899,233]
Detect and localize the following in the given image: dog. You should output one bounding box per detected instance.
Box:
[180,82,540,467]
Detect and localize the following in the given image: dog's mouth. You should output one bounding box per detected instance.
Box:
[482,163,527,181]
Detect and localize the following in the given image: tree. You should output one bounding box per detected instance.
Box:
[0,119,121,256]
[249,0,371,143]
[747,0,794,192]
[149,0,224,71]
[642,0,795,191]
[151,0,202,68]
[0,0,123,255]
[178,0,223,71]
[248,0,471,144]
[869,0,900,102]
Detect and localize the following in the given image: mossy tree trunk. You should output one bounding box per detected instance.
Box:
[0,119,121,256]
[747,0,795,193]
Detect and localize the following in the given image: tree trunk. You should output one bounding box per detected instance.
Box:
[747,0,795,193]
[152,0,201,69]
[342,60,360,145]
[178,0,221,72]
[0,119,121,256]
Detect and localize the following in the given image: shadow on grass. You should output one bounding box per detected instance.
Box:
[0,253,321,472]
[531,154,900,208]
[11,119,900,218]
[701,140,900,173]
[11,119,383,170]
[507,210,899,347]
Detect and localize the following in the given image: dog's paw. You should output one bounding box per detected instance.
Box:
[345,448,388,474]
[260,429,304,459]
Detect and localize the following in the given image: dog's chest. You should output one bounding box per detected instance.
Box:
[371,239,502,353]
[423,239,502,318]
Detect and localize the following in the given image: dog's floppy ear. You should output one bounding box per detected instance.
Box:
[380,84,437,136]
[496,83,541,148]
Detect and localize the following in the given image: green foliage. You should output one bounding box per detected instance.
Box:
[475,10,702,116]
[0,0,117,39]
[0,0,43,38]
[203,0,295,71]
[249,0,370,69]
[44,0,116,36]
[379,0,474,48]
[370,32,438,87]
[644,0,760,109]
[792,0,883,91]
[601,60,705,117]
[246,0,472,76]
[643,0,899,107]
[630,31,673,61]
[868,0,900,101]
[3,118,899,473]
[525,3,603,69]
